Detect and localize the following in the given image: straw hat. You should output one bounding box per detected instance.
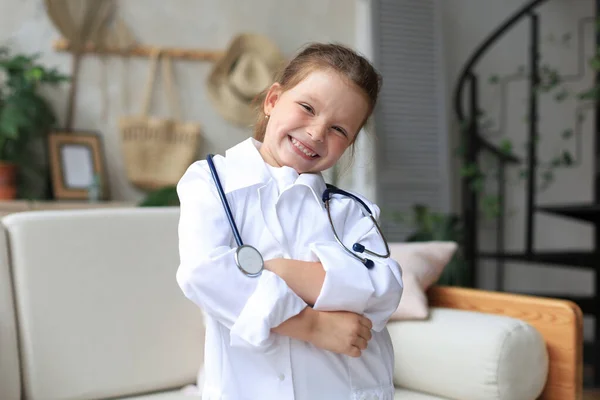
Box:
[207,33,284,126]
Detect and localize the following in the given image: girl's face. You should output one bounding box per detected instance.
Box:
[259,69,370,174]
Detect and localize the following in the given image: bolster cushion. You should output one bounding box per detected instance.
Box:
[388,307,548,400]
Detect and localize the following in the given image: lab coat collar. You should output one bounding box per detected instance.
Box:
[224,138,327,209]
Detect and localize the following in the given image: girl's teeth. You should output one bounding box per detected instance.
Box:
[291,137,317,157]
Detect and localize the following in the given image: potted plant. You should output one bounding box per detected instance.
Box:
[0,47,69,199]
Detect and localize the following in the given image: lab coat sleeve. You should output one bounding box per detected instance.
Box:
[310,198,403,332]
[175,161,307,350]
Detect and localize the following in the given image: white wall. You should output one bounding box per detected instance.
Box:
[0,0,355,202]
[441,0,596,337]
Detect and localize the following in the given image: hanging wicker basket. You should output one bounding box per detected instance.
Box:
[119,49,202,190]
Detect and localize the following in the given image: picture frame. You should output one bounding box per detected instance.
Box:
[48,131,109,200]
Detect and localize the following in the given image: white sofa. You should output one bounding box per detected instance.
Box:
[0,208,582,400]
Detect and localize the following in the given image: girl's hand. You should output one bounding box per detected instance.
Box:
[309,310,373,358]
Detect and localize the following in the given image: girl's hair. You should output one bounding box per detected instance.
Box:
[252,42,382,143]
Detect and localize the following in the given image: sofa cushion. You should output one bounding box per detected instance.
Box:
[388,307,548,400]
[389,242,457,320]
[0,224,20,400]
[3,208,204,400]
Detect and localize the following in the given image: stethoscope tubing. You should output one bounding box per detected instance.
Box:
[207,154,244,247]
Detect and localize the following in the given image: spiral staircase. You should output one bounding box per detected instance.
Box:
[453,0,600,386]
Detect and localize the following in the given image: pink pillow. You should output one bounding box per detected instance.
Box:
[389,241,458,320]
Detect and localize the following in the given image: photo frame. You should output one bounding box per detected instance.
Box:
[48,131,109,200]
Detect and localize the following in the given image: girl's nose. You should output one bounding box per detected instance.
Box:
[307,122,326,142]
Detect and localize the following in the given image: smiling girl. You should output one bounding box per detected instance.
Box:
[176,42,403,400]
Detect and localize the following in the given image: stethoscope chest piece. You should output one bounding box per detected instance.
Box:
[235,245,264,277]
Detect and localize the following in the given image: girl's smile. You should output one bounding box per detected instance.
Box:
[289,136,319,159]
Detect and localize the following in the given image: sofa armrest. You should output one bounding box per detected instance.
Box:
[428,285,583,400]
[389,307,548,400]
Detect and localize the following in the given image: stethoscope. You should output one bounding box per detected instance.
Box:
[206,154,391,277]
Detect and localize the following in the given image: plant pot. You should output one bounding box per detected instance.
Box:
[0,162,17,199]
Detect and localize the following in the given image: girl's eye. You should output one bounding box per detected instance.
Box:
[300,103,314,114]
[332,126,348,137]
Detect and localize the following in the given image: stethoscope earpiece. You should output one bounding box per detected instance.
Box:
[324,184,390,270]
[353,244,375,269]
[352,243,365,253]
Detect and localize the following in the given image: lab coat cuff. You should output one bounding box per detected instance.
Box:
[230,270,307,349]
[310,242,374,313]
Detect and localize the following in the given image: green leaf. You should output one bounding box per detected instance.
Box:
[460,163,479,178]
[577,85,600,101]
[554,88,569,102]
[481,194,501,219]
[590,55,600,71]
[138,186,180,207]
[562,129,573,139]
[25,67,43,82]
[562,151,574,166]
[519,168,528,179]
[541,170,554,185]
[499,139,513,154]
[469,176,484,193]
[488,74,500,84]
[0,101,29,139]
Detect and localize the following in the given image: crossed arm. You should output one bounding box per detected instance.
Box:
[264,258,325,307]
[265,258,375,357]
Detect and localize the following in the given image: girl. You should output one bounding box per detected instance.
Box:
[177,43,403,400]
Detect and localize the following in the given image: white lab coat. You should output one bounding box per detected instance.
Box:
[176,138,403,400]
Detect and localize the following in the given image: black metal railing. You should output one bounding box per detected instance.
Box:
[453,0,549,287]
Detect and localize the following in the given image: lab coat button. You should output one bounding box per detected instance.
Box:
[278,373,285,381]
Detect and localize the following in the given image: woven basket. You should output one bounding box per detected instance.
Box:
[119,49,201,190]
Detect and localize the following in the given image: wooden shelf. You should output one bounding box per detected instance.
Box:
[52,38,224,62]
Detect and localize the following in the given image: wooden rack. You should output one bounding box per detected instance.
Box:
[52,38,224,62]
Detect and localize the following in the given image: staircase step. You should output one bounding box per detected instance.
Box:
[536,203,600,223]
[512,291,596,314]
[478,251,599,268]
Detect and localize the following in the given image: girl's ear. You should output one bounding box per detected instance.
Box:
[264,83,283,116]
